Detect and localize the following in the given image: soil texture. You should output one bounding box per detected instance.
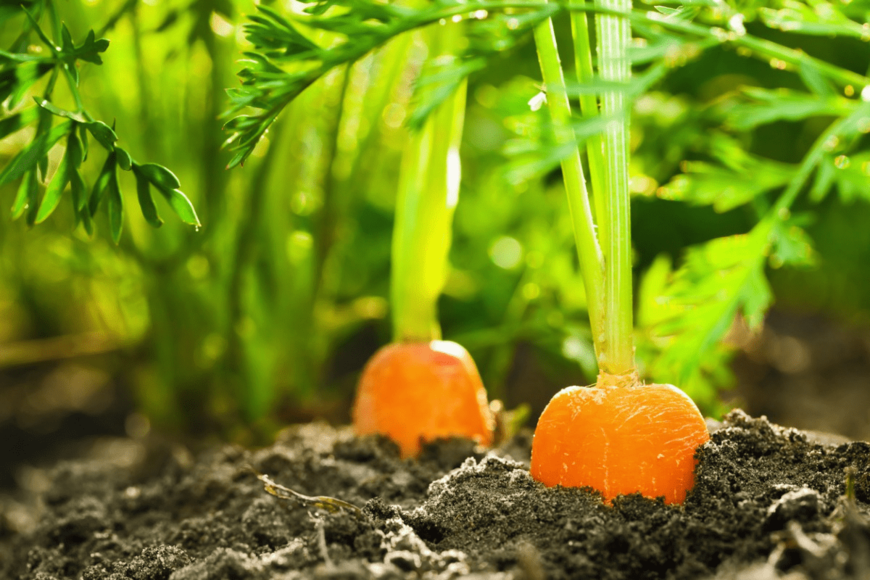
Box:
[1,410,869,579]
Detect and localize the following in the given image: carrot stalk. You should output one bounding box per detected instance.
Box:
[531,15,606,357]
[569,0,609,253]
[391,24,466,343]
[595,0,636,384]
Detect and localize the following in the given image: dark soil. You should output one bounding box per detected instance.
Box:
[2,410,870,580]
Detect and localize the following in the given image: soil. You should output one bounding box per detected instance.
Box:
[2,411,870,580]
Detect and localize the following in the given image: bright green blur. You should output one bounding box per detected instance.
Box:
[2,0,870,439]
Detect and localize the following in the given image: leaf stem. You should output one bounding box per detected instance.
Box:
[532,13,606,355]
[595,0,635,378]
[391,23,466,342]
[569,0,609,251]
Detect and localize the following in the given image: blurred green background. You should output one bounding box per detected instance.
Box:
[2,0,870,475]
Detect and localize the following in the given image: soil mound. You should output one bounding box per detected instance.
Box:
[1,411,869,579]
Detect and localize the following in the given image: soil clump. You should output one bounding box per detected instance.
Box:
[1,410,869,579]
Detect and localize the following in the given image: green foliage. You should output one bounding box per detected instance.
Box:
[223,0,557,168]
[3,0,870,434]
[637,231,772,410]
[0,1,198,241]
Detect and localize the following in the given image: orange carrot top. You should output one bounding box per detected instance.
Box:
[354,341,494,458]
[530,383,710,504]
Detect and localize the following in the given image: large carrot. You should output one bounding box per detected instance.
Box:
[351,23,494,457]
[528,0,709,503]
[531,384,709,504]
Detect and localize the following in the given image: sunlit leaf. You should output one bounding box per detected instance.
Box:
[69,168,86,214]
[759,4,868,39]
[637,225,773,396]
[0,120,71,187]
[155,186,200,227]
[0,108,39,140]
[808,149,870,202]
[35,156,69,223]
[636,254,673,329]
[223,0,561,166]
[810,155,836,203]
[89,153,116,216]
[138,163,181,190]
[10,171,35,219]
[133,166,163,228]
[658,158,793,211]
[107,166,123,244]
[115,147,133,171]
[85,121,117,150]
[798,62,835,97]
[35,98,88,123]
[769,216,817,268]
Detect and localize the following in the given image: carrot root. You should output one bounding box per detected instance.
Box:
[530,383,710,504]
[352,340,494,458]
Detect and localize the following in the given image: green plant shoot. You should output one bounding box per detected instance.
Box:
[392,23,467,342]
[533,0,635,384]
[0,3,199,241]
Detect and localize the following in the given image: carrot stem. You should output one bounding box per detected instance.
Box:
[391,24,466,343]
[568,0,609,252]
[595,0,635,378]
[532,10,606,362]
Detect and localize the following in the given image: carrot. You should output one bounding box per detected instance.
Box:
[530,384,710,504]
[527,0,710,503]
[352,23,494,455]
[353,341,494,458]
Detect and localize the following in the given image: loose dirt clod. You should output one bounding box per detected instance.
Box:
[1,411,869,579]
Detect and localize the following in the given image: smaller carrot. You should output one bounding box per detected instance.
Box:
[352,340,494,458]
[530,383,710,504]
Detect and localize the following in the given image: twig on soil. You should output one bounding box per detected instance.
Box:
[250,469,364,518]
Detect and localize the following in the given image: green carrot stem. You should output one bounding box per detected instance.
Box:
[391,24,466,343]
[569,0,609,251]
[595,0,635,378]
[532,15,606,356]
